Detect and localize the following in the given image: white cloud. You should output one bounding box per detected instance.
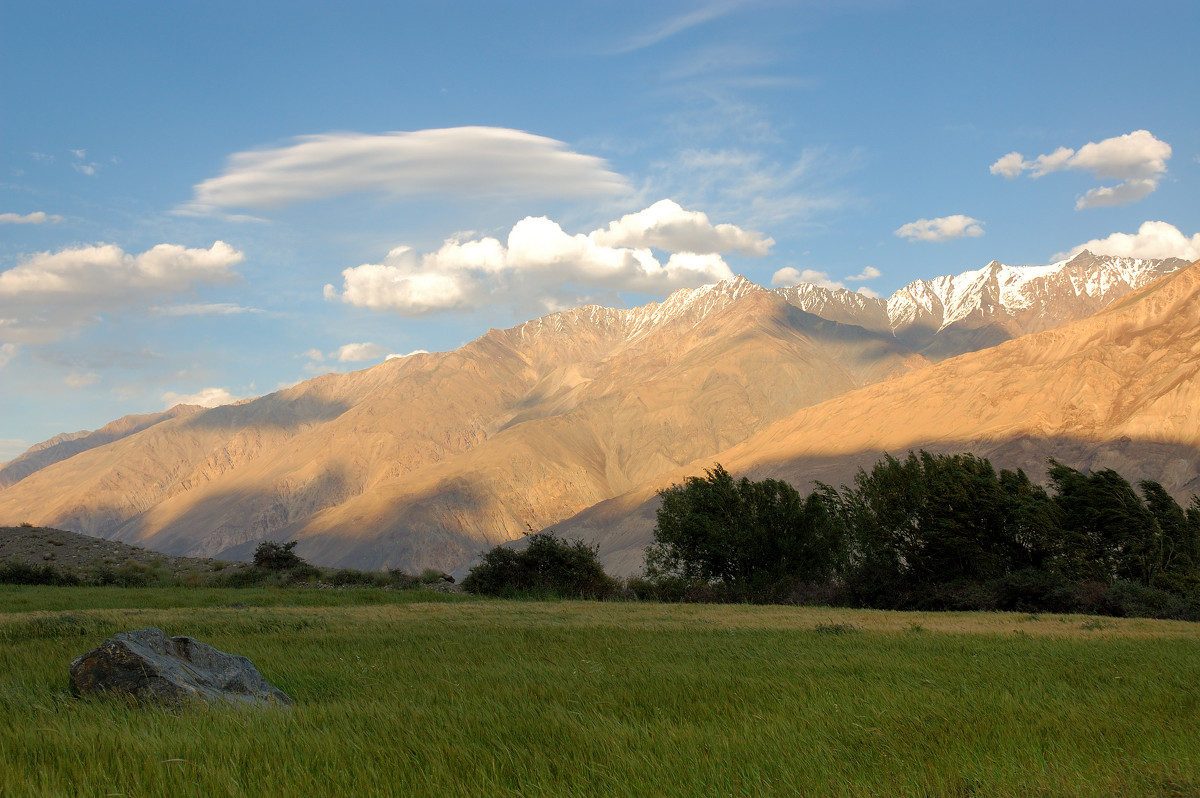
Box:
[990,130,1171,208]
[0,343,16,370]
[771,267,843,290]
[846,266,882,282]
[180,127,630,215]
[856,287,881,299]
[302,348,325,362]
[1075,179,1158,210]
[335,342,388,362]
[162,387,242,409]
[1056,221,1200,262]
[895,215,985,242]
[152,302,262,316]
[0,211,62,225]
[590,199,773,255]
[325,201,765,316]
[608,1,743,54]
[658,146,847,228]
[0,241,244,344]
[387,350,429,360]
[772,264,883,290]
[989,151,1026,179]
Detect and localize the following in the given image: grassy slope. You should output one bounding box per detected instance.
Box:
[2,589,1199,797]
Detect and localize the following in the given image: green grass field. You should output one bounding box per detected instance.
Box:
[2,587,1199,797]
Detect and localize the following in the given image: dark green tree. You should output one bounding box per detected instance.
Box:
[1048,462,1156,583]
[646,464,839,595]
[252,540,309,571]
[461,532,616,598]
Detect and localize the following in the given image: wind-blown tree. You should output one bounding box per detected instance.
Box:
[825,452,1030,605]
[1047,462,1157,584]
[646,464,841,596]
[1138,480,1200,592]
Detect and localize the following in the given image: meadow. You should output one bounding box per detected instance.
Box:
[2,586,1199,797]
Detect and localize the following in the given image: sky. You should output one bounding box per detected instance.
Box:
[1,0,1198,462]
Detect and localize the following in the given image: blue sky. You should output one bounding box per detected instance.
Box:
[1,0,1198,461]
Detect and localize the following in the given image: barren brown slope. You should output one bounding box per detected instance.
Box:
[0,405,204,489]
[270,290,925,570]
[0,279,925,572]
[558,259,1200,575]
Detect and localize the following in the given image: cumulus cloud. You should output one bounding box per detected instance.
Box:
[0,241,244,344]
[894,215,985,242]
[590,199,773,255]
[334,342,389,362]
[770,268,841,290]
[325,201,769,316]
[179,127,630,215]
[162,387,242,409]
[387,350,429,360]
[0,211,62,225]
[846,266,882,282]
[0,343,16,370]
[1055,221,1200,262]
[771,264,883,292]
[990,130,1171,209]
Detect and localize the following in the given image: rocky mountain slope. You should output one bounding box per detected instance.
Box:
[558,257,1200,574]
[0,251,1189,574]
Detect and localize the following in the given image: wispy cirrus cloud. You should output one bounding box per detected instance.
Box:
[324,200,769,316]
[894,215,985,242]
[991,130,1171,209]
[0,211,62,225]
[178,127,631,216]
[607,1,745,54]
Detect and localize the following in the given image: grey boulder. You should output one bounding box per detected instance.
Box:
[69,627,292,707]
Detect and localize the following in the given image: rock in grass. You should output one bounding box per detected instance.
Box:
[69,627,292,707]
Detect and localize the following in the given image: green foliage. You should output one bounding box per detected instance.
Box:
[461,532,617,598]
[252,540,311,572]
[646,464,840,599]
[641,452,1200,617]
[0,562,81,586]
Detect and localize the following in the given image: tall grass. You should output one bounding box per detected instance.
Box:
[2,592,1199,796]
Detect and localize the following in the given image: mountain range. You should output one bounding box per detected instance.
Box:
[1,249,1195,576]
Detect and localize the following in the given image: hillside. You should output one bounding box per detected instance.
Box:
[0,252,1189,574]
[558,257,1200,574]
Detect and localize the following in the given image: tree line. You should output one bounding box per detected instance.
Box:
[641,452,1200,617]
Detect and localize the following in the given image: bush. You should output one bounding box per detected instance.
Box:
[0,562,80,586]
[252,540,315,575]
[1099,580,1200,621]
[990,568,1078,613]
[462,532,617,599]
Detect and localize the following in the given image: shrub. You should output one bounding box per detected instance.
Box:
[252,540,314,574]
[0,562,80,586]
[990,568,1078,613]
[462,532,617,598]
[1099,580,1200,621]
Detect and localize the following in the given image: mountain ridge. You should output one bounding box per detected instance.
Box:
[0,251,1192,574]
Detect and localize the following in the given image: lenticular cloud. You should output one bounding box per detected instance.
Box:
[179,127,631,215]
